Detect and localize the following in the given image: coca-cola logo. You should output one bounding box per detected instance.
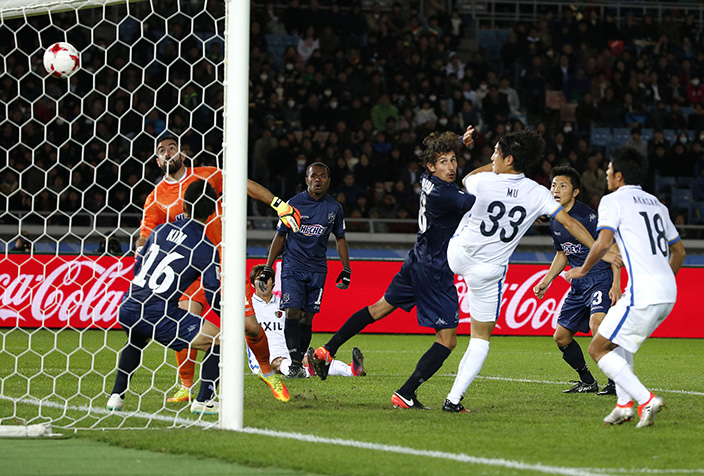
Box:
[0,257,133,327]
[455,270,569,331]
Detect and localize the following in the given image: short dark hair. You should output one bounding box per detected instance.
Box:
[156,133,179,149]
[306,161,331,176]
[610,147,647,185]
[497,131,545,173]
[183,180,217,221]
[420,131,462,168]
[249,264,265,286]
[551,165,582,190]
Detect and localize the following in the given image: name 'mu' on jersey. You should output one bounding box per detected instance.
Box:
[122,219,221,317]
[550,201,610,273]
[277,191,345,273]
[414,171,475,269]
[453,172,562,267]
[597,185,679,305]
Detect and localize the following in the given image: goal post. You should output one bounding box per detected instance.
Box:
[0,0,246,432]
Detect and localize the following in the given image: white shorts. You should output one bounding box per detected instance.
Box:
[448,240,507,323]
[597,297,674,353]
[247,345,290,375]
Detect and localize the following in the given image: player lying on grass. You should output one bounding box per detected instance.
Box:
[443,128,622,413]
[247,264,366,378]
[138,134,300,403]
[565,147,685,428]
[108,180,289,415]
[310,131,476,410]
[533,166,621,395]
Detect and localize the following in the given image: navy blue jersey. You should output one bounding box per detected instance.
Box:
[550,201,610,274]
[121,219,221,317]
[277,191,345,273]
[413,171,475,270]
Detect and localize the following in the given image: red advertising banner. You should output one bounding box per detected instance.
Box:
[1,254,701,338]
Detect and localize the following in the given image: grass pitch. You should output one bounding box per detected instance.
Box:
[1,330,703,475]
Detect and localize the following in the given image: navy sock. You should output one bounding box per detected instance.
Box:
[559,340,595,384]
[285,318,303,365]
[196,345,220,402]
[325,307,375,356]
[398,342,452,397]
[111,331,147,396]
[300,324,313,355]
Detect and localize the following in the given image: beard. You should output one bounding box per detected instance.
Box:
[160,155,183,175]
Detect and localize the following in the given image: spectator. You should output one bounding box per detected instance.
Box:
[686,76,704,104]
[371,93,399,133]
[581,156,607,205]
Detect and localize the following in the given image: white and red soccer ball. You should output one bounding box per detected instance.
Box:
[43,42,80,79]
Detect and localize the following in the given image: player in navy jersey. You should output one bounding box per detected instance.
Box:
[108,180,223,414]
[309,132,476,410]
[258,162,351,378]
[533,166,622,395]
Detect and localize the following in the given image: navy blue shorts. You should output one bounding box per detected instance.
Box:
[118,304,202,351]
[280,268,327,314]
[558,269,613,334]
[384,252,459,330]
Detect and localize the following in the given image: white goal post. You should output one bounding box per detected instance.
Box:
[0,0,247,432]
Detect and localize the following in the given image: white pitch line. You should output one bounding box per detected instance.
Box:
[4,395,703,475]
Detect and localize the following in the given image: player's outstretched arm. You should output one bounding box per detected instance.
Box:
[565,228,614,280]
[555,210,622,268]
[534,251,568,299]
[247,179,301,232]
[669,239,686,276]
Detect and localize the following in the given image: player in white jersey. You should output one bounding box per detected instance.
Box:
[442,128,622,413]
[565,147,685,428]
[246,265,366,378]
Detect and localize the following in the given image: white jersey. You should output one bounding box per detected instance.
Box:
[597,185,679,305]
[247,293,288,374]
[451,172,562,267]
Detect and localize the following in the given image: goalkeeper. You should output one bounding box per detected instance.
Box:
[137,134,300,403]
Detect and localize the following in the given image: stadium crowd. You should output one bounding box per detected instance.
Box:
[2,0,703,237]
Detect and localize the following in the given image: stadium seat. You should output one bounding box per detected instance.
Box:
[671,188,694,211]
[663,129,677,143]
[654,175,677,195]
[590,127,611,147]
[689,201,704,224]
[641,128,654,141]
[612,127,631,144]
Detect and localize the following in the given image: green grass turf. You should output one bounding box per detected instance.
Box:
[1,330,703,475]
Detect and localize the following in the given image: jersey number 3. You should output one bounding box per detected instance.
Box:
[480,201,527,242]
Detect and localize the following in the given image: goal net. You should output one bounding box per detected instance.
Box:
[0,0,247,431]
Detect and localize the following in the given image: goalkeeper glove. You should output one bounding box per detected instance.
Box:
[271,197,301,233]
[336,267,351,290]
[257,266,275,293]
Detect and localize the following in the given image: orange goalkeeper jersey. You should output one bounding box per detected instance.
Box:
[140,167,223,245]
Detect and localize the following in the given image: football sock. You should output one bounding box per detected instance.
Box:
[329,359,354,377]
[597,350,650,404]
[559,340,595,384]
[300,323,313,356]
[284,318,303,365]
[613,347,634,406]
[196,345,220,402]
[112,332,148,396]
[174,348,197,388]
[325,307,375,356]
[397,342,451,397]
[246,326,272,375]
[447,338,490,405]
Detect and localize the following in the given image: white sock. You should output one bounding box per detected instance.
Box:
[447,338,490,405]
[613,347,633,406]
[598,350,650,404]
[279,359,291,376]
[328,359,353,377]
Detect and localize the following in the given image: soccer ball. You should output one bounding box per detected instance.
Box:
[43,42,80,79]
